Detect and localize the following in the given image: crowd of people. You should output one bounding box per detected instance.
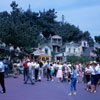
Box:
[0,56,100,96]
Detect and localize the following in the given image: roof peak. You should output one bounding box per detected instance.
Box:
[52,35,62,39]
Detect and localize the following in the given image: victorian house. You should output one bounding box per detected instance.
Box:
[33,35,96,62]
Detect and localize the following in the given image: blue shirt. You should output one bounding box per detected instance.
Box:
[0,61,5,72]
[71,70,77,79]
[46,64,50,68]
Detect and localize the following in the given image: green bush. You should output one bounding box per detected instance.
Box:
[67,56,93,64]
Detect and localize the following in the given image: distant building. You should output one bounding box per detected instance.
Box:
[50,35,62,53]
[61,42,81,56]
[32,35,63,62]
[55,39,90,62]
[35,35,98,62]
[61,39,89,56]
[40,44,52,57]
[32,47,51,62]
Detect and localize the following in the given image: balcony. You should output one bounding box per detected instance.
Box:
[52,39,62,46]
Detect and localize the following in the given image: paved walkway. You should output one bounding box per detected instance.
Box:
[0,75,100,100]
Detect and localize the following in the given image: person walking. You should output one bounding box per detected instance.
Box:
[85,63,91,91]
[68,65,77,96]
[90,62,99,93]
[56,62,63,82]
[13,61,18,78]
[0,58,6,94]
[43,61,47,78]
[23,59,28,81]
[97,63,100,85]
[24,60,34,85]
[34,61,39,82]
[46,61,51,81]
[53,62,57,77]
[38,60,43,81]
[31,60,36,80]
[50,64,54,81]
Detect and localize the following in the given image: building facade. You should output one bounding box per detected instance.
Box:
[35,35,98,62]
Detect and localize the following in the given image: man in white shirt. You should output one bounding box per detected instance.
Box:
[24,60,34,85]
[35,61,39,81]
[90,62,99,93]
[38,60,43,81]
[97,63,100,85]
[0,59,6,94]
[31,61,36,79]
[43,61,47,78]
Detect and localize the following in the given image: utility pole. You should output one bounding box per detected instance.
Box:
[62,15,65,24]
[29,4,31,9]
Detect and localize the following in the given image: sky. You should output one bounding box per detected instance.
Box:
[0,0,100,38]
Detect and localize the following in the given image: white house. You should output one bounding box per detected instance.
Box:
[35,35,92,62]
[61,42,82,56]
[40,44,52,57]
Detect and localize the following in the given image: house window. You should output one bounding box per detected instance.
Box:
[58,47,60,52]
[53,39,57,44]
[58,39,61,44]
[69,48,71,53]
[62,48,65,52]
[42,57,45,61]
[74,48,76,53]
[46,57,49,61]
[45,48,48,54]
[84,42,86,47]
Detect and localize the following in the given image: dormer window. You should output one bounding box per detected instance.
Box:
[74,48,76,53]
[45,48,48,54]
[53,39,57,43]
[69,48,71,53]
[58,39,61,44]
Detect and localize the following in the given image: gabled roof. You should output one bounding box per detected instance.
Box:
[39,43,52,49]
[51,35,62,39]
[61,41,81,49]
[32,49,45,56]
[32,49,51,57]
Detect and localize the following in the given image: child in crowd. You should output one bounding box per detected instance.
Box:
[50,64,54,81]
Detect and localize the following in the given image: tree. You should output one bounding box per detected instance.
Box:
[83,31,94,47]
[0,1,94,55]
[56,23,83,43]
[93,36,100,61]
[10,1,18,11]
[67,56,93,64]
[95,36,100,44]
[93,36,100,62]
[93,48,100,57]
[38,9,57,37]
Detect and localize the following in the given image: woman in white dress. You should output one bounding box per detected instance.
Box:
[56,62,63,82]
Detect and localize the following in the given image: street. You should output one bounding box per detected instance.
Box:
[0,75,100,100]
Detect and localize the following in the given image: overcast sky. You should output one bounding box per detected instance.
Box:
[0,0,100,38]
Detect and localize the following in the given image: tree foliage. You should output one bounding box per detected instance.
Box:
[0,1,94,50]
[67,56,93,64]
[95,36,100,44]
[93,36,100,60]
